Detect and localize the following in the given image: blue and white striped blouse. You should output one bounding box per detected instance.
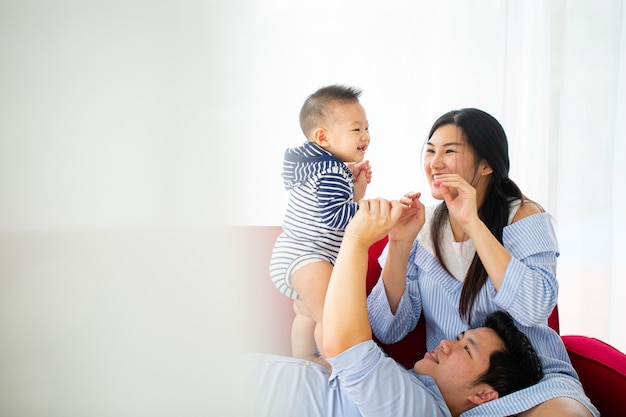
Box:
[367,205,599,416]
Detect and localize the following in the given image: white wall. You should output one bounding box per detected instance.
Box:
[0,229,252,416]
[238,0,513,223]
[0,1,248,415]
[0,1,241,231]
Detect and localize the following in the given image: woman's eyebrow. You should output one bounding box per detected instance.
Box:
[426,141,465,147]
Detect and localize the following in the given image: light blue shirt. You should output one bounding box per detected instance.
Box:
[244,340,450,417]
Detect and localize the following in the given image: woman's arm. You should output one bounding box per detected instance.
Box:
[464,201,543,291]
[380,192,425,311]
[367,270,422,344]
[380,239,414,312]
[438,174,558,325]
[364,193,425,343]
[457,199,558,325]
[493,213,559,325]
[438,174,540,291]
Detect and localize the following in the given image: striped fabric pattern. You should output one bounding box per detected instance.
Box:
[270,142,358,299]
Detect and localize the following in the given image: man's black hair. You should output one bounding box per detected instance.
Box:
[477,311,544,396]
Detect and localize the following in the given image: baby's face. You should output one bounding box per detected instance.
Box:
[323,101,370,163]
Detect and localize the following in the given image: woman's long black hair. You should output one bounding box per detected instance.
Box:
[427,108,527,324]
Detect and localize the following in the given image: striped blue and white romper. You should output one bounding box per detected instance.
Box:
[270,141,358,299]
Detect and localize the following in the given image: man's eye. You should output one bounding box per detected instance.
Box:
[464,345,472,356]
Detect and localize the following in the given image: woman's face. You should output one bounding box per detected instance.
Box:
[423,124,479,200]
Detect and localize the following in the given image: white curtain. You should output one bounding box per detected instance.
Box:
[500,0,626,352]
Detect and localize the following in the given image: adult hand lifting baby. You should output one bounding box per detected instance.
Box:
[345,198,403,246]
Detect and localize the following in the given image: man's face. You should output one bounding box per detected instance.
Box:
[414,327,503,398]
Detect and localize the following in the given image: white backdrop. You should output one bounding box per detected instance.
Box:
[0,0,624,414]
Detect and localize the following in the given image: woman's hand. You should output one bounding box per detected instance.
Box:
[436,173,513,292]
[388,191,425,244]
[435,174,480,229]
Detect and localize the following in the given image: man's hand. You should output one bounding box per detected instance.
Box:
[323,198,403,358]
[344,198,403,250]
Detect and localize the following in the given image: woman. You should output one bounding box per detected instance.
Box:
[367,108,598,417]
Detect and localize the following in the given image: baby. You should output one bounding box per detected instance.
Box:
[270,84,372,368]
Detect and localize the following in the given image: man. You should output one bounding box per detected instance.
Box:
[245,198,543,417]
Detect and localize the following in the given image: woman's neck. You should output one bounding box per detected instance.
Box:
[449,217,469,242]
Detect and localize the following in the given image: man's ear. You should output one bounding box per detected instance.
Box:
[313,127,330,148]
[469,388,498,405]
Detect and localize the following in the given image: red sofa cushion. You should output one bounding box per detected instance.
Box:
[562,335,626,417]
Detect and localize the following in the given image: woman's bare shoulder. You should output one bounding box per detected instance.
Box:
[512,199,544,223]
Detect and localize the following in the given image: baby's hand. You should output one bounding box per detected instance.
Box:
[352,160,372,184]
[352,160,371,201]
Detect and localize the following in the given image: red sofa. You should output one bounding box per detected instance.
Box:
[243,226,626,416]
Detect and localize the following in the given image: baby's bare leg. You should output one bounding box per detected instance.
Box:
[290,261,333,369]
[291,299,317,358]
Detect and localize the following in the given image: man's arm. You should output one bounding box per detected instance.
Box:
[322,198,402,358]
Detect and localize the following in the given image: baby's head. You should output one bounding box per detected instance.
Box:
[299,85,369,163]
[299,85,362,139]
